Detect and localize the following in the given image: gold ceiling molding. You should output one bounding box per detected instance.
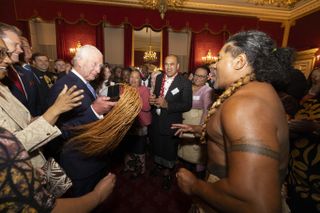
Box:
[180,1,291,22]
[61,0,319,22]
[290,0,320,20]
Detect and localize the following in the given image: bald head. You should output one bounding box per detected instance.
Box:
[164,55,180,77]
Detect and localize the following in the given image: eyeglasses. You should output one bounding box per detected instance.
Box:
[0,48,11,60]
[194,74,207,79]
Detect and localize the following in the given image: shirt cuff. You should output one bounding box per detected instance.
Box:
[90,105,104,119]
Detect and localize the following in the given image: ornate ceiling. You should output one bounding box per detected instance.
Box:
[64,0,320,22]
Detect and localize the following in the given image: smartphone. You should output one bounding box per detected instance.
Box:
[106,84,120,101]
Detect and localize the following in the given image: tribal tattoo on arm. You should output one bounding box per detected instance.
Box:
[229,143,280,161]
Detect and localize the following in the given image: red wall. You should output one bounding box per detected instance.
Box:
[288,10,320,51]
[0,0,30,40]
[258,21,283,47]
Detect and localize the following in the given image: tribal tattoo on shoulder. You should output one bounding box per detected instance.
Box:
[229,143,280,161]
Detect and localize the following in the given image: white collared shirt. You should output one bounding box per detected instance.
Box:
[163,75,175,96]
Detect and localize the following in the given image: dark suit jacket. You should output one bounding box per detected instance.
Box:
[151,73,192,135]
[3,65,41,116]
[47,71,106,180]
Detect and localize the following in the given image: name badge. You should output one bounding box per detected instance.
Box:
[193,95,200,101]
[171,87,180,95]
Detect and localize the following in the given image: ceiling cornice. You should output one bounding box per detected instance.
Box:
[61,0,320,23]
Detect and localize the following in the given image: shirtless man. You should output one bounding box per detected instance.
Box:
[172,30,290,213]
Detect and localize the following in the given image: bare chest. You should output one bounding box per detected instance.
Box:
[205,108,228,166]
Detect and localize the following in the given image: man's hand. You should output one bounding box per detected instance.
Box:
[91,96,117,115]
[149,93,157,106]
[176,168,198,195]
[155,96,168,108]
[93,173,116,204]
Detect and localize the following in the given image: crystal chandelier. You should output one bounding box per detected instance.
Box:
[143,29,157,63]
[143,46,157,62]
[139,0,186,19]
[247,0,301,7]
[202,49,217,64]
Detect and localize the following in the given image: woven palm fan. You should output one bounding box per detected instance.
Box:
[68,84,142,156]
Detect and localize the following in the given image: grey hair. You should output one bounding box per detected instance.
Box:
[73,45,102,66]
[0,22,22,38]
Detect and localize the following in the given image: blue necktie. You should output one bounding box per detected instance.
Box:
[86,82,97,98]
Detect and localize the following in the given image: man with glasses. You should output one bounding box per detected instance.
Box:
[48,44,117,197]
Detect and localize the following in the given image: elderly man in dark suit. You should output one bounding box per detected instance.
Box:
[149,54,192,190]
[48,45,116,197]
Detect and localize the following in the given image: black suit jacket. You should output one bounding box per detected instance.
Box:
[4,65,41,116]
[151,73,192,135]
[47,71,106,179]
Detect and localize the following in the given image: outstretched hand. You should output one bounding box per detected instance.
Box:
[176,168,198,195]
[53,85,84,114]
[171,123,197,137]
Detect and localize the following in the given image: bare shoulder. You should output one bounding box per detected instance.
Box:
[221,82,283,119]
[220,82,287,150]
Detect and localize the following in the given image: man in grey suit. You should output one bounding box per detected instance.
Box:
[149,55,192,190]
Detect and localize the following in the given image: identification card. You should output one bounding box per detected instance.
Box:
[193,95,200,101]
[171,87,180,95]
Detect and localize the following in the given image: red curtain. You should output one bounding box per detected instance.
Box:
[96,24,104,55]
[189,30,229,70]
[161,27,168,69]
[13,0,262,34]
[55,19,103,62]
[188,32,195,73]
[124,24,133,67]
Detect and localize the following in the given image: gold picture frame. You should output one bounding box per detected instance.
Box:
[293,48,319,78]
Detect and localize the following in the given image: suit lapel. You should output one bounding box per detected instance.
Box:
[155,74,163,97]
[69,72,96,101]
[165,74,180,99]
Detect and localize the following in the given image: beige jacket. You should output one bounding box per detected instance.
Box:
[0,83,61,168]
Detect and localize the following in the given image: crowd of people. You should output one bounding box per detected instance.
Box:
[0,20,319,213]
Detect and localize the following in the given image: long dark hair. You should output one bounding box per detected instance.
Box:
[226,30,291,87]
[91,62,112,90]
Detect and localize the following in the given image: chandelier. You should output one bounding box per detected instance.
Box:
[139,0,186,19]
[202,49,217,64]
[69,41,82,55]
[143,29,157,63]
[144,46,157,62]
[247,0,301,7]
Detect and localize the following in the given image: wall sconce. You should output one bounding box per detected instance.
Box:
[316,54,320,61]
[202,49,217,64]
[69,41,82,55]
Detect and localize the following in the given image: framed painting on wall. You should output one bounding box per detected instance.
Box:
[293,48,319,78]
